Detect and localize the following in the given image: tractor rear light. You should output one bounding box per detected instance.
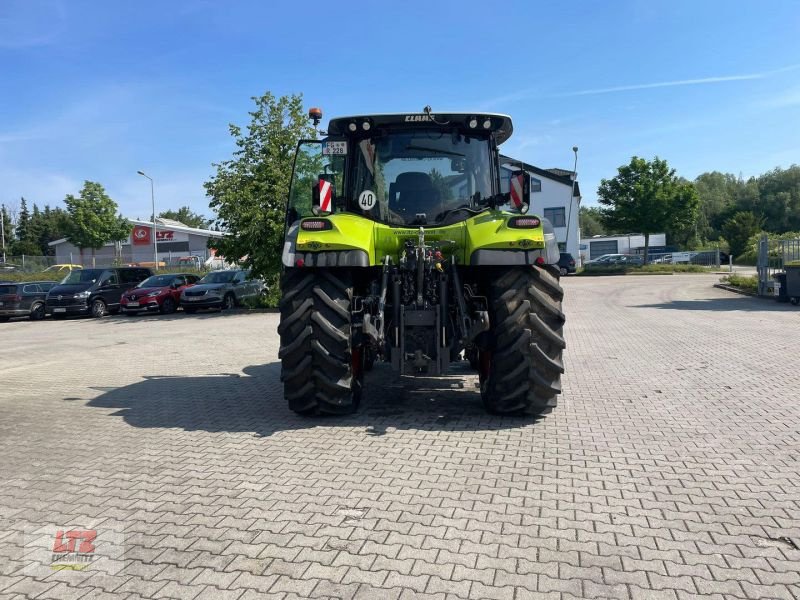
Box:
[301,219,332,231]
[508,216,541,228]
[295,258,305,268]
[534,256,546,266]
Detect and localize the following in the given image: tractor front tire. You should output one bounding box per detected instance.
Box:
[480,266,566,415]
[278,269,362,415]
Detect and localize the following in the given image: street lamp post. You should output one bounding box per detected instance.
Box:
[137,171,158,270]
[0,203,6,264]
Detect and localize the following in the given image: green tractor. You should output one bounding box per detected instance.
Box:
[279,108,565,416]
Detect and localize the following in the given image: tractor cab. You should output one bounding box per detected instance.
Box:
[286,110,527,230]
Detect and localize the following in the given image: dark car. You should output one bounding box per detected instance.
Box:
[121,273,200,315]
[557,252,576,276]
[0,281,58,322]
[180,269,265,312]
[46,267,152,318]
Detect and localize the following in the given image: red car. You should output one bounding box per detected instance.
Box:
[120,273,200,315]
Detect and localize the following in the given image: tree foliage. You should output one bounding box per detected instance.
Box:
[597,156,699,261]
[579,206,605,237]
[15,197,30,244]
[205,91,315,277]
[693,165,800,242]
[721,211,764,259]
[158,206,212,229]
[1,206,12,256]
[64,181,130,254]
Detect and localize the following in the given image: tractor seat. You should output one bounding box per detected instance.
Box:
[389,172,440,221]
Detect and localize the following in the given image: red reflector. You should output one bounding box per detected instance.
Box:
[295,258,305,268]
[534,256,546,266]
[301,219,331,230]
[509,216,541,228]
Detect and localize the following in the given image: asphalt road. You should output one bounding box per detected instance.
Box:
[0,274,798,600]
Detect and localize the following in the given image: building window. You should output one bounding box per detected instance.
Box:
[530,177,542,193]
[544,207,566,227]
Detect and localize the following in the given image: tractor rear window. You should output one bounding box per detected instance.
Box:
[351,130,493,226]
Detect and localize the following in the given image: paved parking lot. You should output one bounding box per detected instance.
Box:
[1,274,798,600]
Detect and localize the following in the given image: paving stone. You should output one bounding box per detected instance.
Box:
[1,276,798,600]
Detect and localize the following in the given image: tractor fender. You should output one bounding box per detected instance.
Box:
[469,218,561,265]
[282,222,370,267]
[540,217,561,264]
[282,223,301,268]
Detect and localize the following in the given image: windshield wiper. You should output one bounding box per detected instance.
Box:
[404,145,465,158]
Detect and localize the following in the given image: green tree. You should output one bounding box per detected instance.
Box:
[22,204,71,256]
[721,211,764,259]
[158,206,212,229]
[579,206,605,236]
[205,91,315,278]
[64,181,130,258]
[1,205,13,258]
[15,197,31,243]
[597,156,699,262]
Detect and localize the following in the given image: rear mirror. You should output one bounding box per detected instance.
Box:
[312,174,335,214]
[509,169,530,213]
[450,158,465,173]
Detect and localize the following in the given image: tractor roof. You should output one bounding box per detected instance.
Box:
[327,112,514,145]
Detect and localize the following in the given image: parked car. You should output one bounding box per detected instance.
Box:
[0,281,58,322]
[180,269,264,313]
[585,254,643,267]
[121,273,200,315]
[46,267,152,318]
[0,262,21,272]
[43,264,83,273]
[558,252,576,276]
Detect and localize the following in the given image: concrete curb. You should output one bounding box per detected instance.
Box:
[713,283,758,297]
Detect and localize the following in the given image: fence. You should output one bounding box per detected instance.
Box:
[636,249,723,268]
[757,235,800,296]
[0,250,230,273]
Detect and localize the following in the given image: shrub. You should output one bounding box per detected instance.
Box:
[719,274,758,293]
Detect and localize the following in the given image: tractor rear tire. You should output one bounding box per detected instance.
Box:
[278,269,362,415]
[480,266,566,415]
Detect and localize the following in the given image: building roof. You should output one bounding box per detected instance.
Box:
[48,219,225,247]
[499,155,581,198]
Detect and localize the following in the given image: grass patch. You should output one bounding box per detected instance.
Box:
[719,273,758,294]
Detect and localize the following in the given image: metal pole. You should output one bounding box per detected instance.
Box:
[0,203,5,263]
[137,171,158,271]
[564,147,579,255]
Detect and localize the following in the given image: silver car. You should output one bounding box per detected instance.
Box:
[179,269,264,313]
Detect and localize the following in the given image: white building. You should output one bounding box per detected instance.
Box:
[48,218,226,267]
[582,233,667,262]
[499,156,582,264]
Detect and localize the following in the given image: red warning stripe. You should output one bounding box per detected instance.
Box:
[510,173,524,208]
[319,179,332,212]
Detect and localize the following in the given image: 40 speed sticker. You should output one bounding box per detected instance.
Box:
[358,190,377,210]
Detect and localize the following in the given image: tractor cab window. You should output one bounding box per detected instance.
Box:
[351,130,493,226]
[287,140,345,224]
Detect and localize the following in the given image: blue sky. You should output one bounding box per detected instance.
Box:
[1,0,799,220]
